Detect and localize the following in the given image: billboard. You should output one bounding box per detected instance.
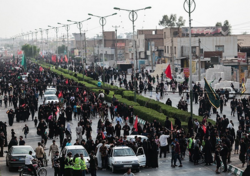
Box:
[117,43,125,47]
[182,26,229,36]
[238,52,247,63]
[183,68,190,78]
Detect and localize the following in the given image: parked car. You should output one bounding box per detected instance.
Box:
[166,74,185,83]
[61,145,90,169]
[219,87,236,99]
[6,145,35,171]
[44,95,59,104]
[96,145,146,173]
[44,90,56,98]
[126,135,148,142]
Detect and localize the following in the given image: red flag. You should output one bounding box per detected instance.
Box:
[64,55,68,63]
[134,116,138,132]
[101,132,105,139]
[171,121,173,130]
[58,91,63,98]
[165,64,172,80]
[51,55,56,63]
[65,79,68,84]
[76,87,79,92]
[18,50,23,55]
[60,57,63,63]
[203,125,207,134]
[35,78,38,83]
[39,66,43,72]
[65,55,68,63]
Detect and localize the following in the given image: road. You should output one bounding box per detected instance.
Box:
[0,80,242,176]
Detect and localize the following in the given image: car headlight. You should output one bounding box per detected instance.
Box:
[113,161,121,164]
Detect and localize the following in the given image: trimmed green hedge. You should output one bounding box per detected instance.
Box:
[122,91,215,125]
[32,59,215,130]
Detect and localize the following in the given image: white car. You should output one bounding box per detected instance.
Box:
[219,87,236,99]
[166,74,185,83]
[96,145,146,173]
[61,146,90,168]
[44,89,56,98]
[44,95,59,104]
[126,135,148,142]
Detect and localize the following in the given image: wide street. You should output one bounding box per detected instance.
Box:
[0,81,242,176]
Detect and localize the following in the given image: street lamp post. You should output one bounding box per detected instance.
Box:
[88,13,117,85]
[184,0,196,122]
[30,31,33,57]
[39,28,43,56]
[114,6,151,102]
[58,22,70,71]
[67,18,91,81]
[45,29,49,55]
[48,26,59,55]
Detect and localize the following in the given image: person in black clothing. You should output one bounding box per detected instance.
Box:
[19,136,25,145]
[166,98,172,106]
[0,132,5,157]
[214,145,221,174]
[88,151,97,176]
[220,142,228,172]
[239,138,247,167]
[164,117,171,130]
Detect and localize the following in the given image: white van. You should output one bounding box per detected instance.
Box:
[96,145,146,173]
[61,145,90,168]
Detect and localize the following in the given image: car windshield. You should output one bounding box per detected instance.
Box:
[67,149,89,157]
[46,96,57,100]
[12,147,33,154]
[113,148,135,157]
[45,91,56,95]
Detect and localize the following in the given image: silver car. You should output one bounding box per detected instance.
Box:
[6,145,35,171]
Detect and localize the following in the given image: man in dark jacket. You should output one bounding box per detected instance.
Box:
[88,151,97,176]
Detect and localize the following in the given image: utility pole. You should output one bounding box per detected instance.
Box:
[149,40,153,70]
[84,32,87,64]
[171,36,175,76]
[198,38,201,81]
[112,25,120,67]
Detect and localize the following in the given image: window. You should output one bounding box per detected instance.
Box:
[174,47,176,54]
[164,32,166,39]
[152,31,155,35]
[192,46,196,54]
[167,46,169,54]
[164,46,166,53]
[215,45,224,52]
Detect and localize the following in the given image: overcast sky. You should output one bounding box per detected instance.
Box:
[1,0,250,39]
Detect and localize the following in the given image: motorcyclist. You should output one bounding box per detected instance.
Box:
[25,151,37,176]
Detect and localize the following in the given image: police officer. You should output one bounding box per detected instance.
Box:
[80,153,88,176]
[72,153,81,175]
[64,152,73,176]
[188,135,194,162]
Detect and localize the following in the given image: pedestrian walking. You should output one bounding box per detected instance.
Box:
[88,151,98,176]
[22,124,29,138]
[49,140,59,165]
[53,151,60,176]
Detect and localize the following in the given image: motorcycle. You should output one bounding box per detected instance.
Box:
[18,160,47,176]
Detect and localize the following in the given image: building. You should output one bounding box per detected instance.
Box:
[136,29,164,68]
[163,27,238,73]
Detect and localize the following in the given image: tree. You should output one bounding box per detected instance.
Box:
[215,22,222,27]
[215,20,231,35]
[57,45,67,54]
[159,14,185,28]
[21,44,40,57]
[242,31,248,35]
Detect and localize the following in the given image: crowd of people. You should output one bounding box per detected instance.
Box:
[0,56,250,176]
